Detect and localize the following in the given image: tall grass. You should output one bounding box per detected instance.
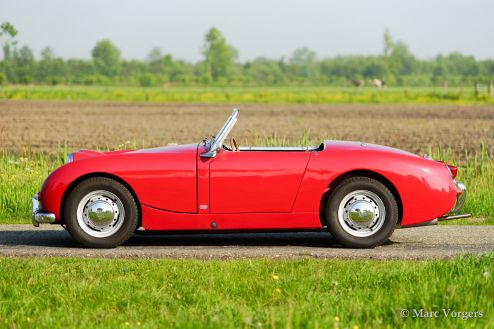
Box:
[0,141,492,224]
[428,144,494,223]
[1,85,493,104]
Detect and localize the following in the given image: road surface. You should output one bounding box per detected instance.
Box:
[0,224,492,259]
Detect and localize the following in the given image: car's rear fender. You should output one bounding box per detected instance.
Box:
[293,143,457,226]
[318,169,403,226]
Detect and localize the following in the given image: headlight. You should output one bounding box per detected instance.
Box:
[66,153,74,163]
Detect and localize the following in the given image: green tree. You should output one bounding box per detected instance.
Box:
[382,29,416,82]
[202,27,237,82]
[41,47,54,61]
[320,56,361,80]
[148,47,161,62]
[147,47,166,75]
[383,28,393,58]
[0,22,18,61]
[244,58,287,85]
[363,57,387,78]
[444,53,479,77]
[432,55,448,85]
[11,45,35,83]
[479,59,494,77]
[36,47,66,84]
[289,47,319,79]
[66,59,96,84]
[91,40,121,77]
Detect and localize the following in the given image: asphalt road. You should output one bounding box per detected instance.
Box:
[0,224,492,259]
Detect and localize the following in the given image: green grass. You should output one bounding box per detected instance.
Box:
[0,255,492,328]
[1,85,493,104]
[0,150,67,223]
[430,145,494,225]
[0,144,493,225]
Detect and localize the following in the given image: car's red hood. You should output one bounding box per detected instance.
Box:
[71,144,198,161]
[129,144,198,154]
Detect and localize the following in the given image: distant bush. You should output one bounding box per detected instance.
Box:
[18,76,32,85]
[48,77,62,85]
[82,74,111,86]
[138,74,156,87]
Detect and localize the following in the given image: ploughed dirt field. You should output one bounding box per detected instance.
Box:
[1,101,493,156]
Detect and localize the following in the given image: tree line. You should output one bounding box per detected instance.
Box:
[1,22,493,87]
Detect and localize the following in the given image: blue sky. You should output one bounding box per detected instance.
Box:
[1,0,493,61]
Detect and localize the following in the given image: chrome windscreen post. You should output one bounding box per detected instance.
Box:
[200,108,238,158]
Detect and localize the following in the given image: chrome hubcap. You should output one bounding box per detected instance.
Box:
[87,200,116,226]
[337,190,386,237]
[76,190,125,238]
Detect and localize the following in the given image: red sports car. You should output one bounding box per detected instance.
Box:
[32,109,469,248]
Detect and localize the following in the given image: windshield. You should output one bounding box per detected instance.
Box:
[201,108,238,157]
[212,108,238,149]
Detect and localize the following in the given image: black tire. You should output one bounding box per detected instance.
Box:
[325,176,398,248]
[64,177,138,248]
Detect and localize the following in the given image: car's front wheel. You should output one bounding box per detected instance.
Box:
[325,176,398,248]
[64,177,138,248]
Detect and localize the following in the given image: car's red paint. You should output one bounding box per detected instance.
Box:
[40,144,198,219]
[292,141,456,226]
[141,205,321,231]
[39,138,458,231]
[209,150,310,213]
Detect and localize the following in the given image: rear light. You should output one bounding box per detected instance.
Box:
[447,164,457,178]
[456,184,463,196]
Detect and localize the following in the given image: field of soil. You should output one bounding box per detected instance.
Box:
[1,101,493,156]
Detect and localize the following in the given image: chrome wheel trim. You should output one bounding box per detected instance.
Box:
[76,190,125,238]
[337,190,386,237]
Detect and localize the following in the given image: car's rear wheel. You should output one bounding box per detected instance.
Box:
[325,176,398,248]
[64,177,138,248]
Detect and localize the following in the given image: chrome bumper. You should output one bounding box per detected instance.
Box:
[439,180,470,220]
[32,193,55,227]
[449,180,467,214]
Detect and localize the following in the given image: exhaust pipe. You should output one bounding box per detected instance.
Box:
[438,213,471,221]
[398,213,471,228]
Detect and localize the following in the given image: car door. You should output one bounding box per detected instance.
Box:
[208,150,311,213]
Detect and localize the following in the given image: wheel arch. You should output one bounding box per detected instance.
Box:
[319,169,403,226]
[59,172,142,227]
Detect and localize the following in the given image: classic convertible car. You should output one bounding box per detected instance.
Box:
[32,109,470,248]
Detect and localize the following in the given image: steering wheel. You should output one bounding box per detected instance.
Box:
[230,137,239,151]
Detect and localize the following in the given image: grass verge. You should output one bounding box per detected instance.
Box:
[0,255,492,329]
[1,85,493,104]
